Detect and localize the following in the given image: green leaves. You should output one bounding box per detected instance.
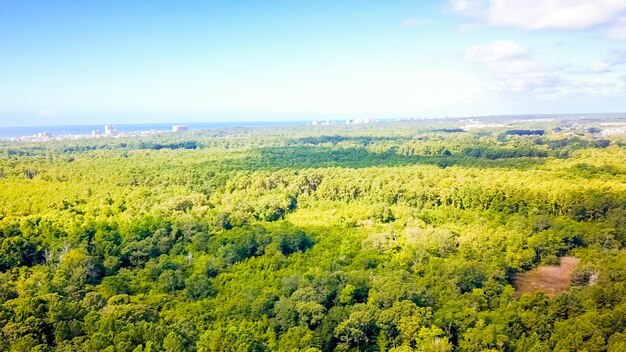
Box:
[1,124,626,351]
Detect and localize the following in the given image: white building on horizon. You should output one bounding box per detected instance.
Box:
[104,125,117,136]
[172,125,189,132]
[346,118,372,124]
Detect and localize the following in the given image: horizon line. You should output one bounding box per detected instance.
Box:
[1,111,625,128]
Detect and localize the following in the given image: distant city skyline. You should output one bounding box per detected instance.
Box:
[1,0,626,127]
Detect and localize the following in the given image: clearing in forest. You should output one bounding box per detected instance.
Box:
[513,256,581,298]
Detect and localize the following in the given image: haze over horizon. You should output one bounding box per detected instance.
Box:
[1,0,626,127]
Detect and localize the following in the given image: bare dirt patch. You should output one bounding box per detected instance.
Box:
[513,256,581,298]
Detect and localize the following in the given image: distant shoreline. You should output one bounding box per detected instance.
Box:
[0,121,310,140]
[1,112,625,140]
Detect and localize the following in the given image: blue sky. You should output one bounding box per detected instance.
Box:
[1,0,625,126]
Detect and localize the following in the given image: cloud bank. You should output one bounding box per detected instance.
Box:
[452,0,626,39]
[465,41,560,93]
[465,41,626,97]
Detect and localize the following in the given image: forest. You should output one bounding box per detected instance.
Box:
[1,119,626,351]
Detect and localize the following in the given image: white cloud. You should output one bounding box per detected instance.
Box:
[37,110,57,117]
[451,0,626,37]
[451,0,472,11]
[607,16,626,39]
[567,74,625,96]
[610,51,626,65]
[465,40,563,93]
[465,40,527,63]
[466,40,626,97]
[487,0,626,30]
[493,60,562,93]
[591,62,612,73]
[450,0,485,16]
[590,50,626,73]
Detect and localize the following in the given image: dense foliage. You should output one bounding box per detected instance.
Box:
[1,119,626,351]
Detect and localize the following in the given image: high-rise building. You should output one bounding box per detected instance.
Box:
[104,125,117,136]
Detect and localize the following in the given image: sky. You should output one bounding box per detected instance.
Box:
[0,0,625,126]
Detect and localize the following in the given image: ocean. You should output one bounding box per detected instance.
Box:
[0,121,309,139]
